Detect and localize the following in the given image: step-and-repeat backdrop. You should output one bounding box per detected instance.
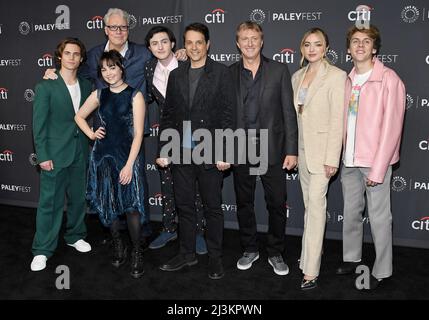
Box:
[0,0,428,248]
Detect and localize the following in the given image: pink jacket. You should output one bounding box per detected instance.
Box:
[343,58,405,183]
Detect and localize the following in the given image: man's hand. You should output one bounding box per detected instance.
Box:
[216,161,230,171]
[43,68,58,80]
[366,178,379,187]
[175,48,188,61]
[282,155,297,170]
[40,160,54,171]
[156,157,169,168]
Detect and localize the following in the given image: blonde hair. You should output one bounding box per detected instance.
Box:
[299,28,329,68]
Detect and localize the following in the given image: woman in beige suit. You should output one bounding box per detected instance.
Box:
[291,28,346,290]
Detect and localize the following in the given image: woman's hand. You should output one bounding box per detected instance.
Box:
[324,165,338,179]
[91,127,106,140]
[119,164,133,185]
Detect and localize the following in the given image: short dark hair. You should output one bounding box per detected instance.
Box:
[346,24,381,56]
[97,50,126,81]
[54,37,87,68]
[144,26,177,51]
[184,22,209,43]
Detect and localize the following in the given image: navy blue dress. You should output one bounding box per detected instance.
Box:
[87,86,147,227]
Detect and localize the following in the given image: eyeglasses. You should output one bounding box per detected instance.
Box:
[106,25,129,32]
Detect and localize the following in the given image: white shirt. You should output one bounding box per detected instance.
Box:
[153,55,178,98]
[66,82,81,114]
[104,41,129,57]
[344,69,372,167]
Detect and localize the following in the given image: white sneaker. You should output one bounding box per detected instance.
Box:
[67,239,92,253]
[30,255,47,271]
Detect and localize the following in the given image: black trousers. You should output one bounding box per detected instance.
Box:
[172,164,224,259]
[159,166,205,234]
[233,163,287,257]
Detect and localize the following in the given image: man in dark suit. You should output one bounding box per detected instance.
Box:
[31,38,93,271]
[229,21,298,276]
[143,26,207,254]
[157,23,235,280]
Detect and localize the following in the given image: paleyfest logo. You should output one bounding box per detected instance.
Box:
[401,6,420,23]
[326,49,339,64]
[249,9,266,24]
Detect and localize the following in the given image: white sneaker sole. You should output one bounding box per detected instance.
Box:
[237,254,259,270]
[268,258,289,276]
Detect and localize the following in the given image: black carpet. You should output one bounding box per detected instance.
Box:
[1,204,428,303]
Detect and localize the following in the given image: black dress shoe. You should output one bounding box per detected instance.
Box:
[159,254,198,271]
[208,258,224,280]
[301,277,318,290]
[336,261,361,275]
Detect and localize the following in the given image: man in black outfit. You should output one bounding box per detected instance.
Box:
[229,21,298,276]
[157,23,235,280]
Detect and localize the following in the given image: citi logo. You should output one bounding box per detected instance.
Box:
[426,55,429,65]
[38,53,53,67]
[348,5,372,22]
[149,193,163,206]
[285,203,292,218]
[150,123,159,137]
[419,139,429,151]
[0,87,8,99]
[0,150,13,162]
[411,217,429,231]
[86,16,104,29]
[273,48,295,64]
[205,8,225,24]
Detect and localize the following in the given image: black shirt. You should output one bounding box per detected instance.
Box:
[240,59,263,130]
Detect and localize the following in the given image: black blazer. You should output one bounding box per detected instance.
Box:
[229,55,298,166]
[159,57,235,164]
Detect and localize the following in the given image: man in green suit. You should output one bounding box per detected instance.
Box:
[31,38,93,271]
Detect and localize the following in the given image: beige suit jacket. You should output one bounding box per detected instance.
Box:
[291,59,346,174]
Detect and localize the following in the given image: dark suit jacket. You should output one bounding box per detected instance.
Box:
[158,57,235,164]
[229,55,298,166]
[33,72,92,167]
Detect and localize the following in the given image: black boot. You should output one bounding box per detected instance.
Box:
[130,245,144,278]
[111,233,127,268]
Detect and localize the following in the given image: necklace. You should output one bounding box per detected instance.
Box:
[110,81,124,89]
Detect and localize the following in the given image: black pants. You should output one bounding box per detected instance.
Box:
[233,163,287,257]
[159,166,205,234]
[172,164,224,259]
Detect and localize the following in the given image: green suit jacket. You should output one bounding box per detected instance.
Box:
[33,72,92,167]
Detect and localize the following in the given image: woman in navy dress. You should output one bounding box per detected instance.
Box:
[75,50,146,278]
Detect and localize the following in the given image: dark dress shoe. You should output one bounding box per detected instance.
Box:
[336,261,361,275]
[159,254,198,271]
[301,277,318,290]
[208,258,224,280]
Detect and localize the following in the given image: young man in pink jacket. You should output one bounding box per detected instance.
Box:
[335,25,405,290]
